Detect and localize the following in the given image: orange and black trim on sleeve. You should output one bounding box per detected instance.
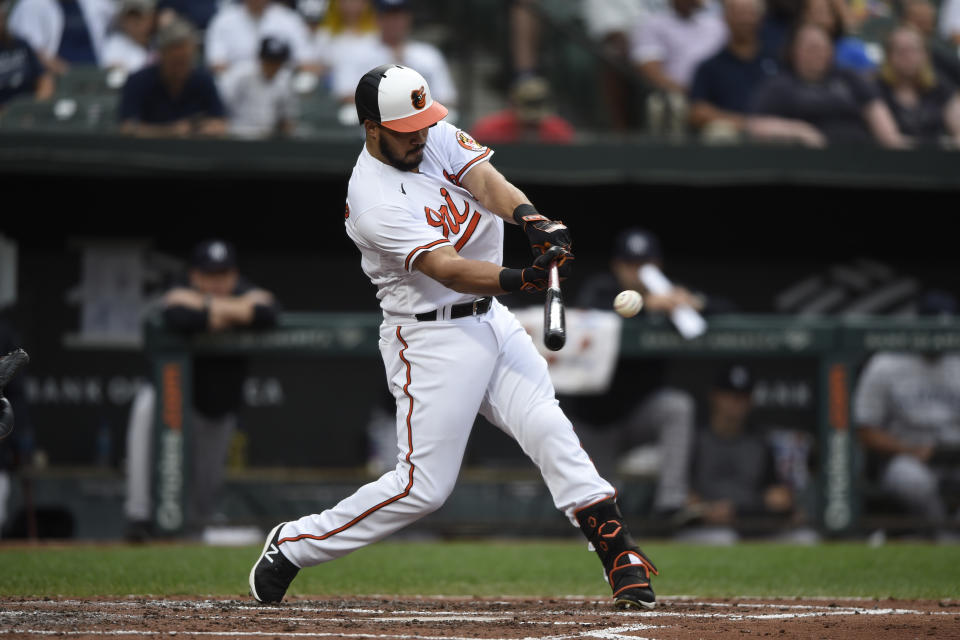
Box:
[278,326,416,546]
[454,148,492,184]
[404,238,450,271]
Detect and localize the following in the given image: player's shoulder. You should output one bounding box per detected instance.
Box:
[346,151,407,217]
[428,121,488,153]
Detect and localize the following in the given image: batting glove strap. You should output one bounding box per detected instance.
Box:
[512,204,572,257]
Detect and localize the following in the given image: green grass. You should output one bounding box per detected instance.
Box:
[2,541,958,599]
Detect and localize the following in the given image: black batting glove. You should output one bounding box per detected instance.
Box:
[499,246,573,293]
[513,204,572,257]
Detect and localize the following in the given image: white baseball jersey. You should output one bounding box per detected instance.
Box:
[344,121,501,319]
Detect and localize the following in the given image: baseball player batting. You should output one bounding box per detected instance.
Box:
[249,64,657,610]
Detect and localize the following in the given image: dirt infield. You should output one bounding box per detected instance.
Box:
[2,596,958,639]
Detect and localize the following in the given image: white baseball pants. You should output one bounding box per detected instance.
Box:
[278,300,614,567]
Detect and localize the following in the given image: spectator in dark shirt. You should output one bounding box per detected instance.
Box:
[124,240,279,540]
[750,23,906,147]
[679,364,795,543]
[877,26,960,145]
[688,0,781,137]
[0,0,54,107]
[118,17,226,137]
[470,75,575,144]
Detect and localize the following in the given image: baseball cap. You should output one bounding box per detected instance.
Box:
[714,364,754,394]
[375,0,411,11]
[190,240,237,273]
[355,64,448,132]
[259,36,291,63]
[613,228,662,262]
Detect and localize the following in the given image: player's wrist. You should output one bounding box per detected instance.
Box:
[498,268,524,292]
[512,203,546,227]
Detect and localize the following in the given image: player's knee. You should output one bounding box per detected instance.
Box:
[408,475,456,514]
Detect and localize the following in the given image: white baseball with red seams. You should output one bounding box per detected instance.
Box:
[273,115,613,568]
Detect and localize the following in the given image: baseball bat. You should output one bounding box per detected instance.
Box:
[543,254,566,351]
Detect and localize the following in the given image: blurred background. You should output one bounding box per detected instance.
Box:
[1,0,959,546]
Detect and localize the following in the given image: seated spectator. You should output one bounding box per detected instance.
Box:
[940,0,960,46]
[630,0,728,95]
[0,0,54,107]
[331,0,457,111]
[688,0,780,136]
[677,364,796,544]
[853,291,960,541]
[902,0,960,88]
[877,26,960,145]
[205,0,314,75]
[801,0,876,72]
[750,23,907,147]
[101,0,155,74]
[309,0,379,80]
[8,0,115,73]
[156,0,218,31]
[118,18,226,137]
[469,75,575,144]
[218,36,298,138]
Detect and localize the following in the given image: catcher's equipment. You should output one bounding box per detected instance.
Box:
[0,348,29,441]
[513,204,572,257]
[576,498,658,610]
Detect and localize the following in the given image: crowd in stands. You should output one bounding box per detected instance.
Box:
[1,0,959,146]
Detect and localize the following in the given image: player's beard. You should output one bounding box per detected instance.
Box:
[379,136,424,172]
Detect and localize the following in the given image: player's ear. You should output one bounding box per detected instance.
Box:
[363,119,379,139]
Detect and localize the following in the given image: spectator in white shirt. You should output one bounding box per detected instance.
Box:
[205,0,315,75]
[101,0,155,73]
[331,0,456,110]
[218,35,299,138]
[8,0,115,72]
[630,0,727,94]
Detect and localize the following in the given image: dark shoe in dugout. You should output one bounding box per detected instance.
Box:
[249,522,300,603]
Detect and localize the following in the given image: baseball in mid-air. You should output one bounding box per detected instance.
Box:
[614,290,644,318]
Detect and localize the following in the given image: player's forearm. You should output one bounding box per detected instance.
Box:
[420,256,508,295]
[460,161,530,223]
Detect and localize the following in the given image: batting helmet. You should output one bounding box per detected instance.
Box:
[355,64,448,132]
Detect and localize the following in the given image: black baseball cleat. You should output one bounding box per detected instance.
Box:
[249,522,299,603]
[609,549,658,610]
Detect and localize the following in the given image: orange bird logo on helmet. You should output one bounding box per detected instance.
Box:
[411,86,426,110]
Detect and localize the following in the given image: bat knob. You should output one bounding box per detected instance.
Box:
[544,331,565,351]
